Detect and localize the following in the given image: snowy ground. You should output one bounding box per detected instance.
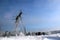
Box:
[0,36,43,40]
[0,34,60,40]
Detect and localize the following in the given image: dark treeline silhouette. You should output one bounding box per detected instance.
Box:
[26,32,48,36]
[1,31,16,37]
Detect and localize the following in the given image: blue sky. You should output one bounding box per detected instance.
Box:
[0,0,60,32]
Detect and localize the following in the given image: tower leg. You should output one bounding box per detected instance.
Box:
[20,17,26,35]
[15,20,19,36]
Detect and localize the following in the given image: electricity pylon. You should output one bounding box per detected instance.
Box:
[15,10,26,36]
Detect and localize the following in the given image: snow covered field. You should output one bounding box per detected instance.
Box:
[0,34,60,40]
[0,36,43,40]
